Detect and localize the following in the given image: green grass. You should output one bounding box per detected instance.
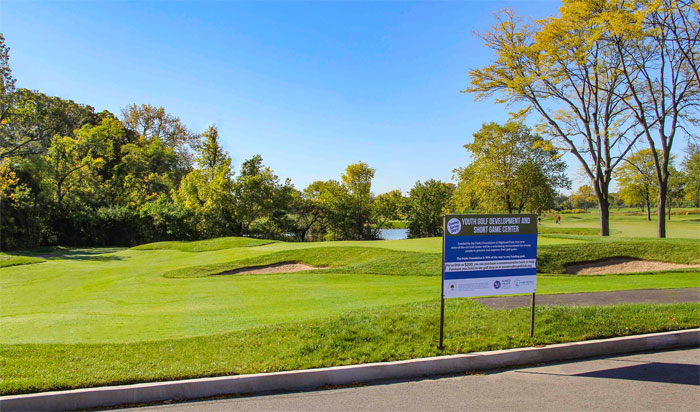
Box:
[2,236,698,344]
[168,238,699,278]
[0,238,700,343]
[1,299,697,395]
[164,247,440,278]
[2,215,699,395]
[537,272,700,294]
[131,236,276,252]
[539,212,700,238]
[538,238,700,273]
[0,254,44,267]
[538,226,600,235]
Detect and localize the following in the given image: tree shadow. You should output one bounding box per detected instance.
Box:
[6,247,126,262]
[573,361,699,386]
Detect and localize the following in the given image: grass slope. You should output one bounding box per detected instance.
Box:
[2,300,697,395]
[0,254,44,268]
[168,239,700,278]
[165,247,440,278]
[2,237,698,344]
[538,238,700,273]
[132,237,276,252]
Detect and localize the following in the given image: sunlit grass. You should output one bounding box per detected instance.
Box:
[2,300,697,395]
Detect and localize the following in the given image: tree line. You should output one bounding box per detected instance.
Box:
[466,0,699,237]
[1,34,465,249]
[2,0,698,248]
[555,145,699,218]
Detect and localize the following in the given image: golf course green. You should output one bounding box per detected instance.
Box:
[1,212,698,394]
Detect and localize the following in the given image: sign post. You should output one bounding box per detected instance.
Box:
[440,214,538,347]
[439,216,446,349]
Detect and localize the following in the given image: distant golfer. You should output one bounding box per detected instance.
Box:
[556,215,561,224]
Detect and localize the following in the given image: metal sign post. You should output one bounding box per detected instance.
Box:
[530,292,536,337]
[439,214,538,348]
[439,216,445,350]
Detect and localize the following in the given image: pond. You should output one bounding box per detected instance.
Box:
[378,228,409,240]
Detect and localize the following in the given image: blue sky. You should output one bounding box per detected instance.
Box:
[3,1,588,193]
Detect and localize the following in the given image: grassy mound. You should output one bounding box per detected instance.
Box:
[132,236,276,252]
[165,247,441,278]
[0,255,44,268]
[166,239,700,278]
[538,238,700,274]
[2,300,697,395]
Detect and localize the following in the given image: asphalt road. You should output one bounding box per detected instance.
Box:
[116,347,700,412]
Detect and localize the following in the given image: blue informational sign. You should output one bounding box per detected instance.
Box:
[442,214,538,298]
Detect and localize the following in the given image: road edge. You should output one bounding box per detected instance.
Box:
[2,328,699,411]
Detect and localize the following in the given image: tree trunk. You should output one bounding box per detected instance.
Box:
[645,193,651,222]
[599,200,610,236]
[593,178,611,237]
[657,184,667,238]
[667,197,671,221]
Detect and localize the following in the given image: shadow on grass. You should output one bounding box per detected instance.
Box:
[6,247,126,262]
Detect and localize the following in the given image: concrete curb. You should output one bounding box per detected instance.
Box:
[2,328,698,411]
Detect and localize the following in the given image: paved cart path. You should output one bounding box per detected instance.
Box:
[118,348,700,412]
[474,287,700,310]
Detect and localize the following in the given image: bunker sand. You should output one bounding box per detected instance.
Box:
[566,258,700,275]
[216,262,321,275]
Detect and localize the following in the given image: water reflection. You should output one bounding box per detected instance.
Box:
[378,228,409,240]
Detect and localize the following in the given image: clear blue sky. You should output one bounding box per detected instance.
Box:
[3,1,591,193]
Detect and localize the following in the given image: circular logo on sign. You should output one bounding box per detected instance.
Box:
[447,218,461,235]
[449,282,456,291]
[493,280,501,289]
[515,280,521,287]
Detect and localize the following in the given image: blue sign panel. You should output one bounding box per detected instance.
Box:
[443,214,538,298]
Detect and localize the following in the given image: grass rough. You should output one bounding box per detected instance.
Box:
[1,300,697,395]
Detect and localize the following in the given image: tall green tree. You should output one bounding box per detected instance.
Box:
[0,34,16,155]
[571,185,597,212]
[175,125,236,237]
[303,179,349,240]
[41,122,111,207]
[0,158,42,249]
[373,189,404,236]
[616,149,660,220]
[2,89,100,159]
[406,179,453,238]
[681,144,700,207]
[289,184,325,242]
[341,161,376,240]
[121,103,195,176]
[233,155,281,235]
[454,121,569,214]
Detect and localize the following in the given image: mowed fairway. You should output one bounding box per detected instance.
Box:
[1,214,699,395]
[1,236,581,344]
[539,211,700,238]
[2,223,698,344]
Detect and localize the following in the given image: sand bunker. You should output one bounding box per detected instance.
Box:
[566,258,700,275]
[216,262,321,276]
